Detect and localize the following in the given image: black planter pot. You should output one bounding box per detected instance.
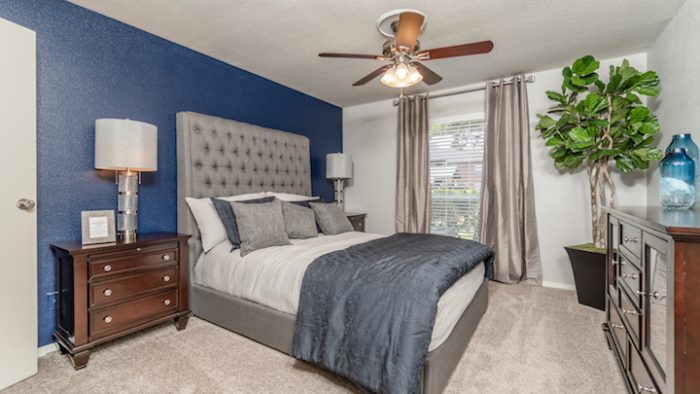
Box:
[564,246,606,311]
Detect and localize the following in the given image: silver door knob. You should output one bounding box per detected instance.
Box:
[103,316,112,323]
[103,289,112,297]
[16,198,35,211]
[163,299,171,306]
[163,275,170,282]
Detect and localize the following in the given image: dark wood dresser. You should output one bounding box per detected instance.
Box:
[50,232,191,369]
[604,207,700,394]
[346,212,366,232]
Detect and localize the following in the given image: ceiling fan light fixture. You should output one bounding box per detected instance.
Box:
[380,62,423,88]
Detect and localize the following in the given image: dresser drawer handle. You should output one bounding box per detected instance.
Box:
[610,323,624,329]
[624,236,640,244]
[622,273,637,280]
[637,384,656,393]
[103,289,112,297]
[622,308,639,317]
[651,291,666,301]
[163,299,171,306]
[162,254,171,261]
[103,316,112,323]
[163,275,171,282]
[103,264,112,272]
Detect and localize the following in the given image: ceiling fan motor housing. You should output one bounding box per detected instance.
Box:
[382,40,420,58]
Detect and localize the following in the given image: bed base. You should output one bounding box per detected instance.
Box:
[191,278,489,394]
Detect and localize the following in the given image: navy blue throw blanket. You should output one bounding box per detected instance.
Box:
[292,233,494,394]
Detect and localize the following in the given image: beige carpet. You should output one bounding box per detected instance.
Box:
[4,283,626,394]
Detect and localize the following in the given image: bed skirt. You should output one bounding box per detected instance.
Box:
[190,277,489,394]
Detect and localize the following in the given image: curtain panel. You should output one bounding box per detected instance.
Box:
[396,95,431,233]
[479,76,542,284]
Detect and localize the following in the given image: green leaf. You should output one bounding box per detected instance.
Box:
[572,55,600,76]
[569,127,592,142]
[551,148,569,159]
[536,114,556,130]
[594,80,606,92]
[615,156,634,172]
[629,107,650,122]
[546,90,566,102]
[545,135,565,147]
[584,92,609,115]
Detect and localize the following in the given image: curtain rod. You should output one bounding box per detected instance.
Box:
[392,74,536,106]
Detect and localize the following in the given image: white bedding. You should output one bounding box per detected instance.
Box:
[194,231,485,351]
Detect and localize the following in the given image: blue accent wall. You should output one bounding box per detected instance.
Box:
[0,1,342,346]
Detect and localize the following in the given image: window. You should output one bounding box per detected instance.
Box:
[429,115,485,240]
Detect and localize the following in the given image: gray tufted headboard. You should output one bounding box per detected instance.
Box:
[176,111,311,272]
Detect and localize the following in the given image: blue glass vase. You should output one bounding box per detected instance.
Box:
[660,148,696,209]
[666,133,699,205]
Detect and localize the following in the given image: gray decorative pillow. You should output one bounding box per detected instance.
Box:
[281,202,318,239]
[309,202,354,235]
[230,199,291,257]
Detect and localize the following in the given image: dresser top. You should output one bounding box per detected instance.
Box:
[607,206,700,236]
[51,232,190,255]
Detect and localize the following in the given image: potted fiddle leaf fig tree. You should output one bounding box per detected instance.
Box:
[535,55,662,310]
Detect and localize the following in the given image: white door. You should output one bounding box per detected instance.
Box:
[0,17,37,390]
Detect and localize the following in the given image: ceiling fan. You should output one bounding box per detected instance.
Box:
[319,9,494,88]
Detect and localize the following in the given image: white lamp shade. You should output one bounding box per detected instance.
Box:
[326,153,352,179]
[95,119,158,171]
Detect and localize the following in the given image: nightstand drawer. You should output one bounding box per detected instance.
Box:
[89,245,177,279]
[620,288,642,349]
[630,348,660,394]
[90,266,177,307]
[90,289,178,339]
[619,254,643,307]
[619,221,642,260]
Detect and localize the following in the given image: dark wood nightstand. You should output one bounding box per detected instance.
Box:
[345,212,366,232]
[50,232,191,369]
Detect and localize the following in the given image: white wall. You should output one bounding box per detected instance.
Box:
[646,0,700,204]
[344,53,649,289]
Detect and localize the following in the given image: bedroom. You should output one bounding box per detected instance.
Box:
[0,0,698,393]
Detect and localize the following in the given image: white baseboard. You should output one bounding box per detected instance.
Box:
[38,342,58,357]
[542,281,576,291]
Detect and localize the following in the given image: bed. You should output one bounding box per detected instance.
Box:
[176,111,490,393]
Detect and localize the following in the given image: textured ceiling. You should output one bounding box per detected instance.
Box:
[68,0,684,107]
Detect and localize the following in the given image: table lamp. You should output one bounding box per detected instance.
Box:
[326,153,352,211]
[95,119,157,243]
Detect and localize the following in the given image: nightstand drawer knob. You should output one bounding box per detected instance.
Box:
[622,308,639,316]
[103,265,112,272]
[103,289,112,297]
[103,316,112,323]
[163,275,171,282]
[163,299,171,306]
[162,254,171,261]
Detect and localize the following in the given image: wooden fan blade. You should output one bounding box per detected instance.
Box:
[417,40,494,60]
[319,52,385,60]
[413,62,443,85]
[395,12,424,52]
[352,65,392,86]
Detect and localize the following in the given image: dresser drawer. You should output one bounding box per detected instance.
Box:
[609,302,628,369]
[620,289,642,349]
[619,221,642,260]
[90,289,178,339]
[619,254,643,307]
[89,245,177,279]
[630,348,660,394]
[90,266,177,307]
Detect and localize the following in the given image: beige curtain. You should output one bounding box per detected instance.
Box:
[479,76,542,284]
[396,95,430,233]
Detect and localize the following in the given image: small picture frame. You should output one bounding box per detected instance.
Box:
[81,210,116,245]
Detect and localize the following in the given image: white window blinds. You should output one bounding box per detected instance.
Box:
[429,117,485,240]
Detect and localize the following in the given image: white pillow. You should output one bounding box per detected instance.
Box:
[270,192,320,202]
[185,192,271,252]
